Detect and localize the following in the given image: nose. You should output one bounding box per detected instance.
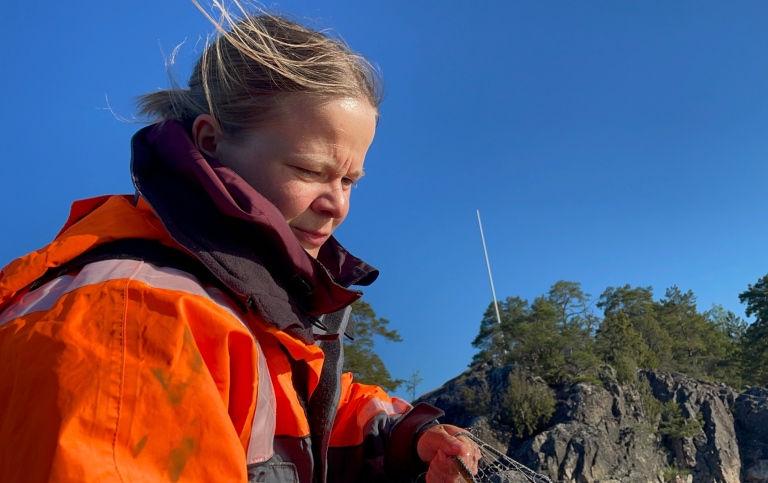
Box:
[311,181,348,220]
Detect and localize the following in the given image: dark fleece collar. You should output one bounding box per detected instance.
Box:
[130,121,378,344]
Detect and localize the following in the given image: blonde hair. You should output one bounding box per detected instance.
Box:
[137,1,383,138]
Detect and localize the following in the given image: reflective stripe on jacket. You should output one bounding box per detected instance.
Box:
[0,195,416,482]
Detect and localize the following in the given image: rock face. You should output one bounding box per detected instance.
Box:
[416,361,768,483]
[520,376,667,483]
[734,387,768,483]
[643,372,741,483]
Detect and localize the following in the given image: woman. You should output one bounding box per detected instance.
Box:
[0,3,477,482]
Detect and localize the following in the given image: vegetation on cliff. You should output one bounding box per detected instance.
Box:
[471,274,768,389]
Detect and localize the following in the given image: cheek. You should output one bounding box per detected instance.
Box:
[242,167,301,215]
[268,184,315,219]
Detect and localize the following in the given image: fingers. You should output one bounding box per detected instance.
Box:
[452,433,481,473]
[425,449,471,483]
[418,425,462,462]
[422,429,483,482]
[442,429,480,474]
[418,425,483,482]
[452,451,479,476]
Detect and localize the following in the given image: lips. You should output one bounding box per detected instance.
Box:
[292,227,330,247]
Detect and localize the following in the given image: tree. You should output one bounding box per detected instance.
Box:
[548,280,600,336]
[471,296,530,365]
[470,279,755,387]
[471,282,601,383]
[595,311,651,381]
[597,285,670,369]
[707,304,748,342]
[545,282,601,379]
[657,286,715,378]
[739,274,768,386]
[404,371,423,402]
[343,300,404,392]
[704,304,746,387]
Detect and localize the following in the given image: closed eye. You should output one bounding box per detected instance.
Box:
[294,166,321,178]
[342,177,359,188]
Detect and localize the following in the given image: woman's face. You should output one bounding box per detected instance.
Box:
[194,96,377,258]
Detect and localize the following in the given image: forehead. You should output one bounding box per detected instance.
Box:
[259,95,376,144]
[272,94,376,121]
[228,94,377,173]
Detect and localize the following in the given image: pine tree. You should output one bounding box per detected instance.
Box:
[342,300,404,392]
[597,285,669,369]
[471,296,529,365]
[657,286,715,378]
[471,282,601,383]
[739,275,768,386]
[705,304,746,387]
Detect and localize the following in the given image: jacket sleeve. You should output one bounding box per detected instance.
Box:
[0,261,258,482]
[328,373,444,482]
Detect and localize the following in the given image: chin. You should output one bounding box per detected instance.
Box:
[303,246,320,259]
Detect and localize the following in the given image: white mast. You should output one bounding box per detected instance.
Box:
[477,210,502,325]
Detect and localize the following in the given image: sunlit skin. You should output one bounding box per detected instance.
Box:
[418,426,481,482]
[193,95,480,481]
[192,96,376,258]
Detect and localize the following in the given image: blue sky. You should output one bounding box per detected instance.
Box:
[2,1,767,400]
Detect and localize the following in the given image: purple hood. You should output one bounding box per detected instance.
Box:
[130,121,378,343]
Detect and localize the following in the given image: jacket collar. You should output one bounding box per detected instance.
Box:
[130,121,378,343]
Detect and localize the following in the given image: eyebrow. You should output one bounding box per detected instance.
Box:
[296,155,365,180]
[345,167,365,180]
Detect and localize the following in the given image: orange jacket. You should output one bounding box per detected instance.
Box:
[0,194,438,482]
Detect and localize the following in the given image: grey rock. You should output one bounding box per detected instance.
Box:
[735,388,768,482]
[744,460,768,483]
[643,371,741,483]
[416,362,767,483]
[488,471,547,483]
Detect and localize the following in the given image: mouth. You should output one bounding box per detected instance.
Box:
[291,227,330,248]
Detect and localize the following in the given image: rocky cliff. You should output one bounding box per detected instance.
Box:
[416,361,768,483]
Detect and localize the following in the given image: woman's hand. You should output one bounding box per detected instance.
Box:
[416,424,481,483]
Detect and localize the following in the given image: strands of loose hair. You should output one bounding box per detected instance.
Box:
[137,0,383,137]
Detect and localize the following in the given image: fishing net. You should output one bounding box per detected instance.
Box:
[450,431,553,483]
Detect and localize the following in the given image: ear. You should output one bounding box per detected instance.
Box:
[191,114,221,160]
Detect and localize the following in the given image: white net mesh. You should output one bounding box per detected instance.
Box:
[451,432,553,483]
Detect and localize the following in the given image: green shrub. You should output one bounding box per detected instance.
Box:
[460,383,491,416]
[663,465,691,482]
[570,374,603,386]
[659,401,703,438]
[615,356,638,384]
[501,369,556,438]
[638,379,664,423]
